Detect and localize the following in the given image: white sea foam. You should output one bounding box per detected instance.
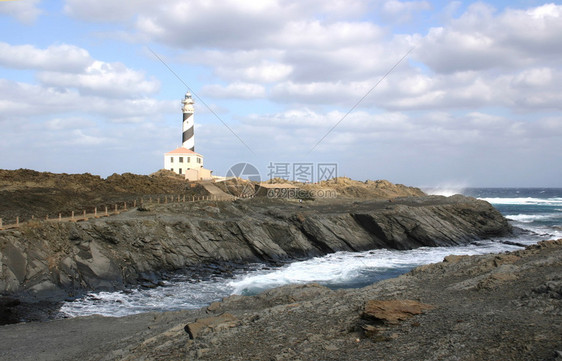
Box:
[507,213,560,223]
[58,240,528,319]
[423,184,467,197]
[59,277,237,318]
[228,241,526,295]
[480,197,562,206]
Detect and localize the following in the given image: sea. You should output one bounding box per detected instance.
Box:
[58,188,562,318]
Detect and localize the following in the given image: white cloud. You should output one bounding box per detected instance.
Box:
[133,1,290,49]
[381,0,431,22]
[63,0,157,22]
[0,42,160,100]
[0,0,41,24]
[416,3,562,73]
[239,62,293,83]
[45,117,96,130]
[201,82,266,99]
[37,61,160,98]
[0,42,92,72]
[0,78,173,122]
[58,1,562,115]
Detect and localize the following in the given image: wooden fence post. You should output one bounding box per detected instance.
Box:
[71,211,74,220]
[16,216,19,226]
[114,204,118,214]
[59,213,62,221]
[105,206,108,216]
[124,202,127,210]
[83,210,86,219]
[94,207,97,217]
[133,200,136,207]
[0,218,2,229]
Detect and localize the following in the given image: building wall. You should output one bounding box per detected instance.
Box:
[185,168,213,181]
[164,153,204,175]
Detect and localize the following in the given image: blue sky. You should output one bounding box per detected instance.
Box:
[0,0,561,187]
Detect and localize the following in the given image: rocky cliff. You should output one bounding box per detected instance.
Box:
[0,195,510,307]
[1,239,559,361]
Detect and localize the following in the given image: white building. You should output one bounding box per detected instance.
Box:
[164,92,213,181]
[164,147,202,174]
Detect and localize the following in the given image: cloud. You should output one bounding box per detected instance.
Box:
[416,3,562,73]
[37,61,160,98]
[133,1,290,49]
[0,42,92,72]
[63,0,156,22]
[45,117,96,130]
[381,0,431,22]
[236,62,293,83]
[59,1,562,115]
[201,82,266,99]
[0,0,41,24]
[0,78,174,122]
[0,42,161,99]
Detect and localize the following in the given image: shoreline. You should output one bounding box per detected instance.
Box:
[1,239,560,360]
[0,195,510,322]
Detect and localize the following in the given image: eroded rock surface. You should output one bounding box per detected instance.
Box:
[1,240,560,361]
[0,195,510,308]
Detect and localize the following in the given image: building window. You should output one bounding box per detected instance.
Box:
[197,157,201,164]
[170,157,174,163]
[187,157,190,163]
[179,168,182,174]
[179,157,183,163]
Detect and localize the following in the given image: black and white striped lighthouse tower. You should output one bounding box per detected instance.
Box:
[181,92,195,151]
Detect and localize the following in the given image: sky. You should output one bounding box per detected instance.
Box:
[0,0,561,187]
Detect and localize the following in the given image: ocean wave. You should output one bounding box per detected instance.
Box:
[227,241,525,295]
[58,240,541,319]
[479,197,562,206]
[507,213,560,223]
[423,186,467,197]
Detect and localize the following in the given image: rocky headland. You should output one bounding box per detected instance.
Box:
[1,191,510,323]
[2,169,543,359]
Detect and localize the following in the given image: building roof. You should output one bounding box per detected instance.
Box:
[165,147,202,156]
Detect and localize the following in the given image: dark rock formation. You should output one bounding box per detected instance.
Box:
[0,194,510,308]
[1,240,560,361]
[0,195,510,308]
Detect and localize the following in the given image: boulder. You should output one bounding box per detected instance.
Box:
[184,313,239,339]
[361,299,434,325]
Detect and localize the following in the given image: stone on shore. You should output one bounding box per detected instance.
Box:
[361,299,434,325]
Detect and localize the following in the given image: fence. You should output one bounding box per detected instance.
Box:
[0,193,236,231]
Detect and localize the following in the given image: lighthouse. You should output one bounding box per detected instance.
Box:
[181,92,195,151]
[163,92,213,181]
